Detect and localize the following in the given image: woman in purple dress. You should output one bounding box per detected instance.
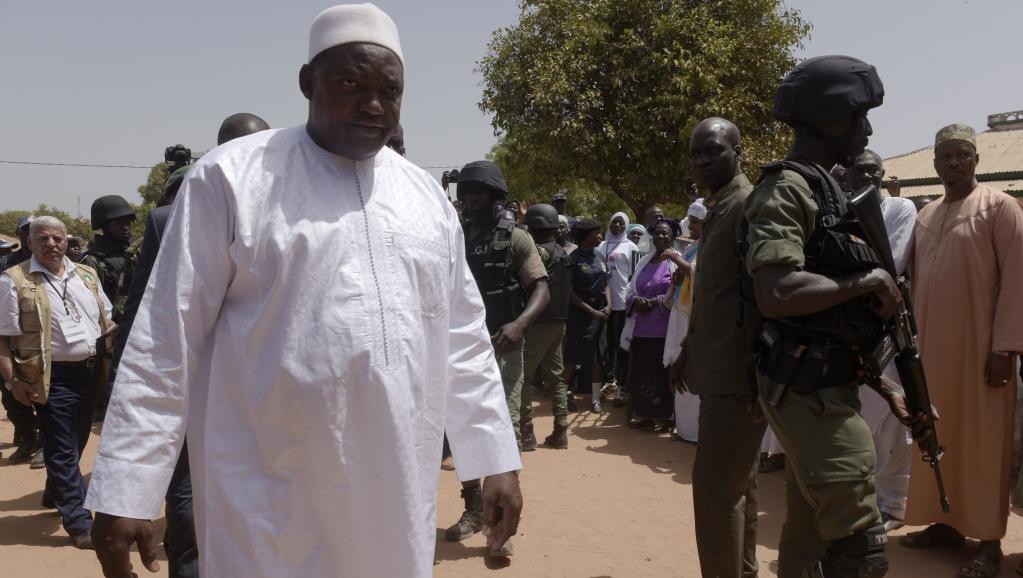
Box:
[624,219,683,429]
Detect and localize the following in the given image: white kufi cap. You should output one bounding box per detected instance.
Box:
[308,3,404,65]
[687,198,707,220]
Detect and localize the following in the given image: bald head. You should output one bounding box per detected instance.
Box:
[691,117,741,148]
[217,113,270,145]
[689,117,742,192]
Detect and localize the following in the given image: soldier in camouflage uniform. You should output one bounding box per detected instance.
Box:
[80,195,136,420]
[80,195,136,323]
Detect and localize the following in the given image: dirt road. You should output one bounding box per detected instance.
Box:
[3,401,1022,577]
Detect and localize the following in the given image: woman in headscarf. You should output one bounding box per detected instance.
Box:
[627,224,645,245]
[622,218,683,430]
[596,212,638,405]
[556,214,578,255]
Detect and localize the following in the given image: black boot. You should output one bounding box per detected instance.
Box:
[520,419,537,452]
[804,525,888,578]
[9,428,38,463]
[445,483,483,542]
[543,424,569,449]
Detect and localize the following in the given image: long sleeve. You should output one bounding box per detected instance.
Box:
[886,197,918,276]
[442,204,521,482]
[991,197,1023,354]
[85,161,235,519]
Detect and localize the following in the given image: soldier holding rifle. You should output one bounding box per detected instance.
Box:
[743,55,931,578]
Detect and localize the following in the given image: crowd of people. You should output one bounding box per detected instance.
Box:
[1,4,1022,578]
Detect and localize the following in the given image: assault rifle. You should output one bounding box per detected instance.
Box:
[849,185,950,513]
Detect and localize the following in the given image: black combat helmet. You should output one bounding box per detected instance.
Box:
[90,195,135,230]
[524,203,559,230]
[773,55,884,125]
[457,160,509,200]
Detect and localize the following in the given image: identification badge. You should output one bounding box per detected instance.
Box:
[58,316,88,345]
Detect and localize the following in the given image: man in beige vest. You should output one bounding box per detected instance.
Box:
[0,215,113,549]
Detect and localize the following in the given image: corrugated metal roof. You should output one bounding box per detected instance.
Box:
[901,179,1023,198]
[883,128,1023,181]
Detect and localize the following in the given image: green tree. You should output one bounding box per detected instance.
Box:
[478,0,810,217]
[138,162,170,205]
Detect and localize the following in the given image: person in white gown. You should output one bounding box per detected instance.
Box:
[85,5,522,578]
[846,149,917,531]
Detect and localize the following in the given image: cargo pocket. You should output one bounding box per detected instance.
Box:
[12,352,42,384]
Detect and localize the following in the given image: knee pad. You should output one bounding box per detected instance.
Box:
[803,525,888,578]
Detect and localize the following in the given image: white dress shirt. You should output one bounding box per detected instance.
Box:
[0,256,111,361]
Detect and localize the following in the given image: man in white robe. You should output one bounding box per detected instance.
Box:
[85,5,522,578]
[846,149,917,531]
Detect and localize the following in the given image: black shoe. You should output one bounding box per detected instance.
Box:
[445,485,483,542]
[71,529,94,550]
[566,398,578,412]
[8,440,37,463]
[41,491,55,510]
[29,448,45,469]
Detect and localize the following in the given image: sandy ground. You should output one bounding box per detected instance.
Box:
[3,396,1023,578]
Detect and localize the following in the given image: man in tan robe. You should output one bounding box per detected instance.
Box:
[903,123,1023,578]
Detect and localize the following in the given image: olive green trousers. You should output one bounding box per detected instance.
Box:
[693,394,767,578]
[757,376,882,578]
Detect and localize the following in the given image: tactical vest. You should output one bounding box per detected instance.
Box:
[744,161,884,390]
[465,218,526,333]
[5,261,107,405]
[536,240,570,322]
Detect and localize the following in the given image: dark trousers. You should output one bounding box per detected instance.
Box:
[604,310,629,384]
[165,442,199,578]
[36,365,94,536]
[693,395,767,578]
[1,382,36,444]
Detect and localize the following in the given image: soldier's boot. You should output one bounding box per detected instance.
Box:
[543,424,568,449]
[520,419,537,452]
[445,483,484,542]
[804,525,888,578]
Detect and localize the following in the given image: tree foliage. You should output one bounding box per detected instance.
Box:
[138,162,170,205]
[478,0,810,217]
[0,205,92,241]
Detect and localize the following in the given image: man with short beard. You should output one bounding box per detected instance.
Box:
[85,5,523,577]
[901,124,1023,578]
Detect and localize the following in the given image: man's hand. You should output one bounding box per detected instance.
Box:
[875,383,938,444]
[668,344,688,393]
[481,471,523,555]
[885,176,901,197]
[866,268,902,319]
[633,298,654,315]
[93,513,160,578]
[11,380,38,407]
[589,306,608,322]
[984,352,1016,388]
[491,320,526,355]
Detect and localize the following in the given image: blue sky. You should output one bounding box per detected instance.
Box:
[1,0,1019,216]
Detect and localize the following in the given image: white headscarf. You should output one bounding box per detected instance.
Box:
[604,211,630,244]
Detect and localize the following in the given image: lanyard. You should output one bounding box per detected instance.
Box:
[43,273,82,323]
